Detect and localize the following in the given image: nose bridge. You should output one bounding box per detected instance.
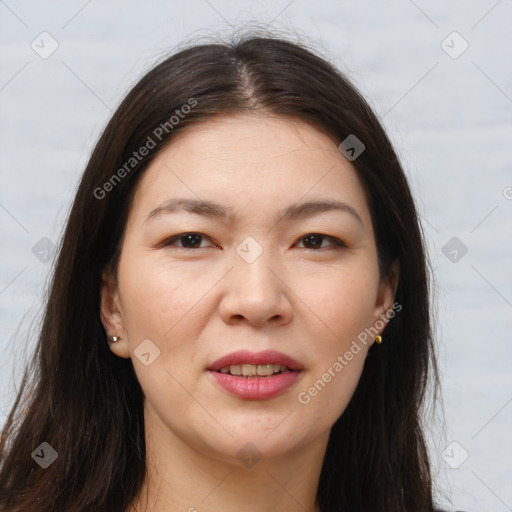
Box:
[221,234,292,325]
[233,234,280,296]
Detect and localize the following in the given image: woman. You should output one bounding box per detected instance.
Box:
[0,33,463,511]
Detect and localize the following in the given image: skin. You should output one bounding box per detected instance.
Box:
[100,114,399,512]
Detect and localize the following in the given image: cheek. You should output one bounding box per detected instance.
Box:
[302,260,379,341]
[117,251,211,339]
[296,313,369,428]
[293,262,377,420]
[298,357,365,428]
[116,254,209,411]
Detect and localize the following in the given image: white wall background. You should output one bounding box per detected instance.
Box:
[1,1,511,510]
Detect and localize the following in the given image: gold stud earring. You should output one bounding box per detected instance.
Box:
[108,336,120,344]
[375,335,382,344]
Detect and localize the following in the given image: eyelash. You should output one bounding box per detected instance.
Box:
[160,232,348,251]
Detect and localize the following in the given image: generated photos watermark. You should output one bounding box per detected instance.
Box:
[297,301,402,405]
[93,97,197,200]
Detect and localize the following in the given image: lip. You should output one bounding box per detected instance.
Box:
[207,370,302,400]
[207,349,304,372]
[206,349,304,401]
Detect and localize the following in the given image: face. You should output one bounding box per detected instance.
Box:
[100,114,398,465]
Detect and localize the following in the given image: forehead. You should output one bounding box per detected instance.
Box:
[129,114,372,227]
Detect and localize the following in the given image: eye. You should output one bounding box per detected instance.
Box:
[160,232,347,251]
[295,233,347,251]
[161,232,216,250]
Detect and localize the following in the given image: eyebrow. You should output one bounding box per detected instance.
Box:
[144,198,363,226]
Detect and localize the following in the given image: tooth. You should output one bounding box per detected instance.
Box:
[256,364,274,376]
[241,364,257,376]
[229,364,242,375]
[221,363,292,376]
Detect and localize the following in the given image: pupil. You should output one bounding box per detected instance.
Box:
[182,234,201,248]
[304,234,322,249]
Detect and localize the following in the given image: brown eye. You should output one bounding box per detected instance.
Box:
[297,234,347,250]
[160,232,347,251]
[162,232,214,249]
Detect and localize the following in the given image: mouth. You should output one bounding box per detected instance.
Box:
[206,350,304,400]
[207,349,303,372]
[216,363,296,377]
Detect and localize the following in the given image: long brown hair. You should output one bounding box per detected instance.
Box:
[0,32,443,511]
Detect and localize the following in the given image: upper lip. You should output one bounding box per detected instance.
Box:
[207,349,303,372]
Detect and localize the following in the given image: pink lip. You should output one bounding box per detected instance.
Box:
[208,370,302,400]
[207,349,303,372]
[206,349,304,401]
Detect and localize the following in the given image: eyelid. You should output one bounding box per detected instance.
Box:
[160,232,348,251]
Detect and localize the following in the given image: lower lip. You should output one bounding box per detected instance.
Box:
[207,370,302,400]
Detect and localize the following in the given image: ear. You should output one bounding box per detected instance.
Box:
[99,269,131,359]
[371,260,400,339]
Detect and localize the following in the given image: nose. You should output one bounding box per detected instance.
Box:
[218,249,293,327]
